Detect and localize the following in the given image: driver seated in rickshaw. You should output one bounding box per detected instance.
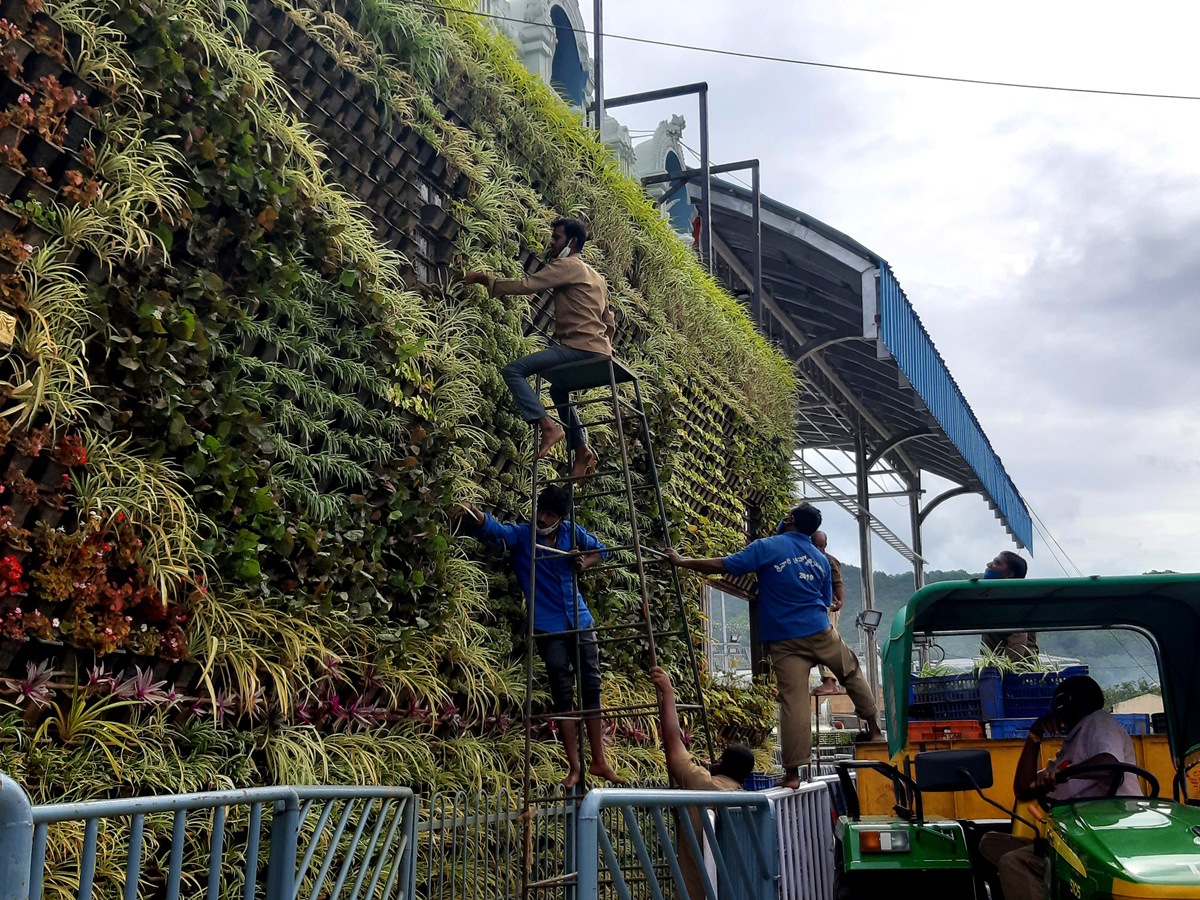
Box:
[980,675,1141,900]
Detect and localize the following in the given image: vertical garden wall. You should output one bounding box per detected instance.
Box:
[0,0,795,805]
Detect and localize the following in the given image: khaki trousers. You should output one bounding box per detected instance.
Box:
[979,833,1045,900]
[769,627,877,768]
[819,608,841,679]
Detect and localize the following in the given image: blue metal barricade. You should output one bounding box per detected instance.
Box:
[576,788,778,900]
[7,779,416,900]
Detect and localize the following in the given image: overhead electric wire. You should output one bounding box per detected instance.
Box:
[417,1,1200,102]
[1024,502,1158,683]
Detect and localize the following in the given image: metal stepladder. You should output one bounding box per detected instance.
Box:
[519,352,715,898]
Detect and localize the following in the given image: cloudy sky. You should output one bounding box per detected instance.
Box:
[571,0,1200,577]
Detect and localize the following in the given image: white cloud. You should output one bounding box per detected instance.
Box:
[589,0,1200,577]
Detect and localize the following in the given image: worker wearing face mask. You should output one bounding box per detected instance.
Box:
[463,217,616,479]
[451,487,626,788]
[979,550,1038,662]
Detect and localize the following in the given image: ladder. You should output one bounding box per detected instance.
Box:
[519,353,714,899]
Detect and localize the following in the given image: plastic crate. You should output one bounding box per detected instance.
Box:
[908,720,986,742]
[910,667,1004,721]
[1114,713,1151,735]
[1001,666,1089,718]
[745,772,783,791]
[818,729,854,747]
[986,718,1038,740]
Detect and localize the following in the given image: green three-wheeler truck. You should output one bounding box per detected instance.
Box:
[832,574,1200,900]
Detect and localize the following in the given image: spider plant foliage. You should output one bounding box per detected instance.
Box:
[72,432,212,602]
[0,0,796,819]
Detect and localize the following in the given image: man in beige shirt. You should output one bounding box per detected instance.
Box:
[464,218,616,478]
[650,666,754,900]
[812,531,845,696]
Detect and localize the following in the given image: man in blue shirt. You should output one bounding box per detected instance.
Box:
[669,502,882,788]
[453,486,626,787]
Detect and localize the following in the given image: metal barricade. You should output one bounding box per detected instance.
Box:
[767,780,836,900]
[0,774,417,900]
[576,788,778,900]
[417,786,576,900]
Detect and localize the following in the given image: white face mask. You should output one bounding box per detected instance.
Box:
[536,519,561,537]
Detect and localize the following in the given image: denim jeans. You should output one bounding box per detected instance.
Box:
[502,345,604,450]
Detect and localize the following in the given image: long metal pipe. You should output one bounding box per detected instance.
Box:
[854,425,880,702]
[600,82,709,110]
[909,473,925,591]
[698,85,711,270]
[641,159,761,183]
[592,0,603,132]
[751,160,761,328]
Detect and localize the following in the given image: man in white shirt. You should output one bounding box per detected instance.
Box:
[979,675,1141,900]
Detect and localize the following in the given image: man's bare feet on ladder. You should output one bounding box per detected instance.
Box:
[535,418,565,460]
[569,444,598,479]
[589,761,628,785]
[562,767,582,789]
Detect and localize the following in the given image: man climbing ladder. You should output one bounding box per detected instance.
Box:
[463,217,615,478]
[452,490,626,787]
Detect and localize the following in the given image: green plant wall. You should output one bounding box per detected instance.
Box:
[0,0,796,810]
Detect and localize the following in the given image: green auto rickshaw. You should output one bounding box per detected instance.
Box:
[832,574,1200,900]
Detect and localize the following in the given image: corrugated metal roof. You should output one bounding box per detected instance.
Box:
[699,178,1033,552]
[878,263,1033,550]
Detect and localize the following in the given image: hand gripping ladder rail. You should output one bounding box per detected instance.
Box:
[519,353,715,899]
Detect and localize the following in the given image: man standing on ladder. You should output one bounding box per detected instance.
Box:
[452,487,627,787]
[668,502,883,788]
[463,217,615,479]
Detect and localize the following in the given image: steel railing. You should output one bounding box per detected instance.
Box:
[576,788,778,900]
[0,775,843,900]
[0,774,417,900]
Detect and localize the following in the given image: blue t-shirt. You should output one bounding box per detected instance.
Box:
[723,532,832,642]
[475,513,606,633]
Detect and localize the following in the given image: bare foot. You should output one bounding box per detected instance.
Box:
[778,776,801,790]
[589,761,628,785]
[562,768,582,789]
[813,678,840,696]
[536,421,566,460]
[569,444,598,479]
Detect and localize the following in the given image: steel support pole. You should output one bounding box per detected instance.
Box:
[854,426,880,703]
[751,160,762,328]
[910,472,925,592]
[698,84,712,271]
[909,472,928,671]
[592,0,603,133]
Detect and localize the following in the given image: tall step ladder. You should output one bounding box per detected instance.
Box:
[520,353,714,899]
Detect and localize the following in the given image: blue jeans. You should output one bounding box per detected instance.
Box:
[502,345,603,450]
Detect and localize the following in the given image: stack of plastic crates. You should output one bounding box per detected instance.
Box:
[909,668,1003,722]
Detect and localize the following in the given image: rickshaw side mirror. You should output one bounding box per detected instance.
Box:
[915,749,994,792]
